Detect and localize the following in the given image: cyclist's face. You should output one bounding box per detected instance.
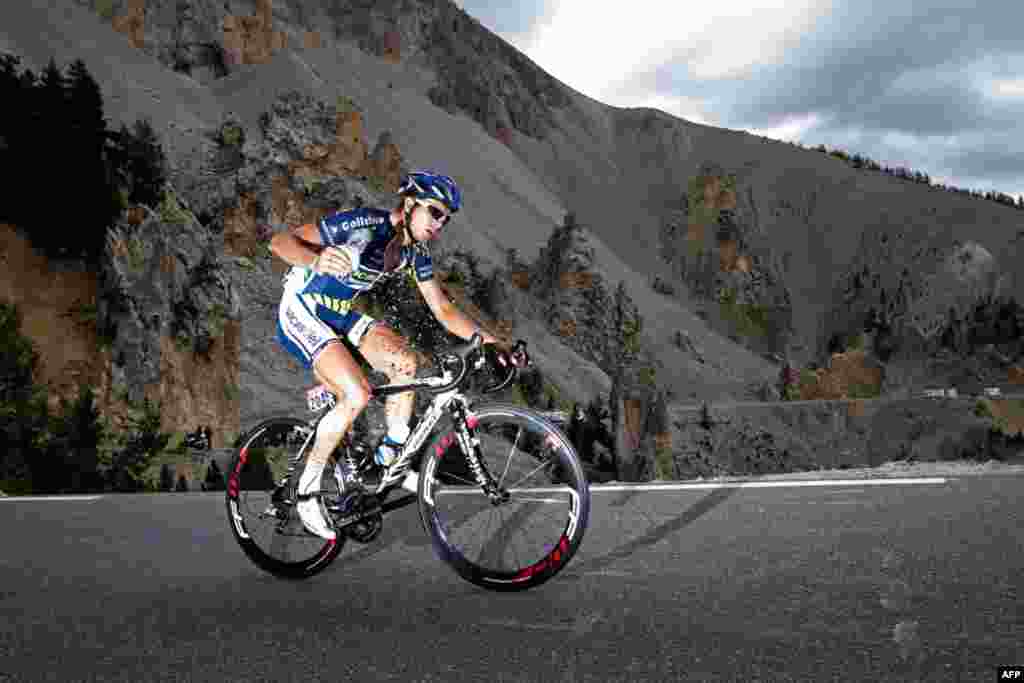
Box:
[409,201,450,241]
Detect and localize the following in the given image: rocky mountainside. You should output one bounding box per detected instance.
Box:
[2,0,1023,474]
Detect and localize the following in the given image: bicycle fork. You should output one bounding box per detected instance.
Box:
[450,404,509,506]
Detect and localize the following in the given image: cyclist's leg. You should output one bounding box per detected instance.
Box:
[357,322,418,442]
[276,296,372,499]
[307,341,372,471]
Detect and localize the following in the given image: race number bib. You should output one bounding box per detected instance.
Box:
[306,385,337,412]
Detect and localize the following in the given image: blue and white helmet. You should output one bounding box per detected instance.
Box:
[397,170,462,214]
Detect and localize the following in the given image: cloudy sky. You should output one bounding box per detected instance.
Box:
[455,0,1024,201]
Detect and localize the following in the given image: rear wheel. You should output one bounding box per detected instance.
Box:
[418,404,590,591]
[225,417,346,579]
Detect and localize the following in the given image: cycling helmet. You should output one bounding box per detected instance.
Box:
[397,171,462,214]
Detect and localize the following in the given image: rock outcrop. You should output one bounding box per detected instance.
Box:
[99,197,241,446]
[1,200,241,450]
[79,0,570,143]
[659,164,793,354]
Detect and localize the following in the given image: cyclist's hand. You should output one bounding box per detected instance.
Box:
[489,340,530,369]
[312,246,358,278]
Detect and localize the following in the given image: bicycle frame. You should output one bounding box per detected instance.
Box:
[287,366,487,520]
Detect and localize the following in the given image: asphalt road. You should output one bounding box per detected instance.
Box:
[2,470,1022,682]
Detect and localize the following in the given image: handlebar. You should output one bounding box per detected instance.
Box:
[428,334,525,395]
[369,335,527,399]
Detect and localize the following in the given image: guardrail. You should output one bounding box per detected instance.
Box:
[922,387,1007,399]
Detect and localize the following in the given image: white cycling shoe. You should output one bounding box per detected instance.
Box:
[297,495,336,540]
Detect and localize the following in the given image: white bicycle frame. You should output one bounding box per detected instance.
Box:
[301,364,478,497]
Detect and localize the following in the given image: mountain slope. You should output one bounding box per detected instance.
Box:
[2,0,1021,429]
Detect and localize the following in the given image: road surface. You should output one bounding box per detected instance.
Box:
[2,467,1022,682]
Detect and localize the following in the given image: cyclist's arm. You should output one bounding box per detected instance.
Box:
[416,278,502,344]
[268,223,322,268]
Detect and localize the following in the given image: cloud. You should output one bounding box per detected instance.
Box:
[454,0,557,39]
[493,1,825,102]
[465,0,1024,197]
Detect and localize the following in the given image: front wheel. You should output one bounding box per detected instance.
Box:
[417,404,590,591]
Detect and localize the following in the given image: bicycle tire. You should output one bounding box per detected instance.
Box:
[417,404,590,592]
[226,416,345,579]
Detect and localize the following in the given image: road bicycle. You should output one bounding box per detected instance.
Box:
[225,334,591,591]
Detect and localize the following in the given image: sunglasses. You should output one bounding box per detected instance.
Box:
[417,200,451,226]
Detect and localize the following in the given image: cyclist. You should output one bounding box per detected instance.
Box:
[270,171,526,539]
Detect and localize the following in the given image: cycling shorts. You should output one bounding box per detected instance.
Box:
[275,290,376,370]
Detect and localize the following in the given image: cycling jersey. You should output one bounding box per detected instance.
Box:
[276,207,434,369]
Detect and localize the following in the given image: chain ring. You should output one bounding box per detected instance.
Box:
[335,490,383,544]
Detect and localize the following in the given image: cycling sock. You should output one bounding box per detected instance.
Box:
[299,460,326,496]
[386,422,410,446]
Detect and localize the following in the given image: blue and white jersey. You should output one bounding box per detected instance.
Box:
[281,207,434,323]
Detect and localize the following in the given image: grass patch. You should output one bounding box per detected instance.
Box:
[125,235,145,272]
[638,367,657,388]
[718,287,769,339]
[847,381,881,399]
[975,398,1024,437]
[541,381,572,413]
[220,124,243,148]
[974,399,995,419]
[301,176,323,197]
[653,439,674,481]
[95,0,115,20]
[687,176,721,226]
[158,189,193,226]
[336,95,359,116]
[208,303,227,339]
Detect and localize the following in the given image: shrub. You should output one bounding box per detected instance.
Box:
[158,188,192,225]
[108,396,170,492]
[95,0,115,21]
[208,303,227,339]
[125,235,145,271]
[718,288,769,339]
[847,381,880,400]
[113,118,168,209]
[159,463,174,491]
[220,124,243,148]
[0,302,51,493]
[336,95,358,115]
[973,399,994,419]
[653,434,674,481]
[204,460,226,491]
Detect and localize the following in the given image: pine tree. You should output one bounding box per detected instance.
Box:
[203,459,225,491]
[159,463,174,492]
[110,397,170,492]
[65,59,117,262]
[31,58,73,257]
[0,302,50,493]
[66,59,106,158]
[0,53,26,228]
[46,386,106,492]
[116,118,167,208]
